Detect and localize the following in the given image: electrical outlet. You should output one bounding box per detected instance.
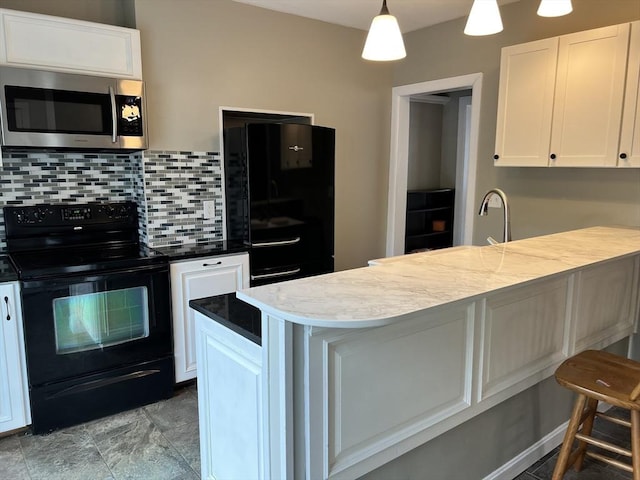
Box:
[203,200,216,220]
[488,193,502,208]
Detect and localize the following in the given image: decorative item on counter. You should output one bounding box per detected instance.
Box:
[432,220,446,232]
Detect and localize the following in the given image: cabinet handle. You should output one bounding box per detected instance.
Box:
[550,153,556,160]
[493,154,499,160]
[202,261,223,267]
[3,296,10,321]
[251,268,301,281]
[251,237,301,248]
[620,153,627,159]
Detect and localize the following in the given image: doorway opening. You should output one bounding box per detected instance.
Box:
[385,74,483,257]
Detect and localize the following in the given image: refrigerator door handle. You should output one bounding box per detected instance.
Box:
[251,268,301,281]
[251,237,301,248]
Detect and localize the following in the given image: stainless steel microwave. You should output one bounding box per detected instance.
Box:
[0,66,147,151]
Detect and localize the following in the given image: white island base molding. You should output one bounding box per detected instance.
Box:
[197,227,640,479]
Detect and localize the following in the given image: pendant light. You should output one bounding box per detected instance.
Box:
[537,0,573,17]
[464,0,503,36]
[362,0,406,61]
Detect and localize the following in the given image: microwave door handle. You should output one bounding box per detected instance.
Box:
[109,86,117,143]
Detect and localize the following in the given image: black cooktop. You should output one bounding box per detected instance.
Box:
[3,201,167,280]
[9,243,167,280]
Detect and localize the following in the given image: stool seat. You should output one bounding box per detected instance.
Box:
[552,349,640,480]
[555,349,640,410]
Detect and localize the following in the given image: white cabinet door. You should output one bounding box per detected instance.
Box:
[170,253,249,383]
[0,282,30,433]
[495,22,634,168]
[0,8,142,79]
[195,311,264,480]
[550,23,630,167]
[619,21,640,168]
[494,37,558,167]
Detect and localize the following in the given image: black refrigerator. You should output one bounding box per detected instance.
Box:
[224,123,335,286]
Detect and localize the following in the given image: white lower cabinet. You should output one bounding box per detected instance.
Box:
[0,281,30,433]
[170,253,249,383]
[194,311,264,480]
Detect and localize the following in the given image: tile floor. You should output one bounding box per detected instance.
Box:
[0,387,634,480]
[513,407,633,480]
[0,383,200,480]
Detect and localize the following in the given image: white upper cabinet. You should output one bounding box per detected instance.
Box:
[551,24,629,167]
[495,22,634,168]
[619,21,640,167]
[494,38,558,166]
[0,8,142,79]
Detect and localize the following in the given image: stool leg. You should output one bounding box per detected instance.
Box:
[574,398,598,471]
[552,394,587,480]
[632,409,640,480]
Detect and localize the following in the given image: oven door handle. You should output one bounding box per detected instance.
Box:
[251,237,301,248]
[45,369,162,400]
[251,267,301,281]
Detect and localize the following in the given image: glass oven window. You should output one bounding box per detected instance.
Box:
[53,286,149,355]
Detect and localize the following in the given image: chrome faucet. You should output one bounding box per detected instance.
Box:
[478,188,512,243]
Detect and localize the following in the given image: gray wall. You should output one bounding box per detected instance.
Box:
[134,0,393,272]
[408,102,443,191]
[396,0,640,245]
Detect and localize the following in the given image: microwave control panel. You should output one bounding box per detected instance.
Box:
[117,96,144,136]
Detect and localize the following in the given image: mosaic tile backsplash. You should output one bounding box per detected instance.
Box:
[143,151,224,246]
[0,150,224,253]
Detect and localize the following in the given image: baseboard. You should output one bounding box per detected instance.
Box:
[482,420,569,480]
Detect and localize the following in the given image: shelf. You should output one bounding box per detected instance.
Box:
[405,188,454,254]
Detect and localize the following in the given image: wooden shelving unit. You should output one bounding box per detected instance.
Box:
[404,188,455,254]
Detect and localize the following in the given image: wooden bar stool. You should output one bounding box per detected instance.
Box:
[552,349,640,480]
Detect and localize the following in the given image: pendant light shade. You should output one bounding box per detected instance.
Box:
[537,0,573,17]
[464,0,503,36]
[362,0,406,61]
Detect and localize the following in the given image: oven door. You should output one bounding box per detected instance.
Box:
[20,264,172,387]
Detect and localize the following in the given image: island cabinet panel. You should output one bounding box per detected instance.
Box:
[305,303,475,480]
[572,256,638,352]
[0,8,142,78]
[480,277,569,401]
[194,311,264,480]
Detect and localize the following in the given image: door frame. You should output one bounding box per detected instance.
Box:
[385,73,483,256]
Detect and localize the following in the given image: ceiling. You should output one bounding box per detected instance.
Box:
[232,0,521,33]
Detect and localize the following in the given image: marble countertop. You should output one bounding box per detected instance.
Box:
[236,226,640,328]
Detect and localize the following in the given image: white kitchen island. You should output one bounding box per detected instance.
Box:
[193,226,640,480]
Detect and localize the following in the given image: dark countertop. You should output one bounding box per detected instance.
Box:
[155,240,248,261]
[0,256,18,282]
[190,293,261,345]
